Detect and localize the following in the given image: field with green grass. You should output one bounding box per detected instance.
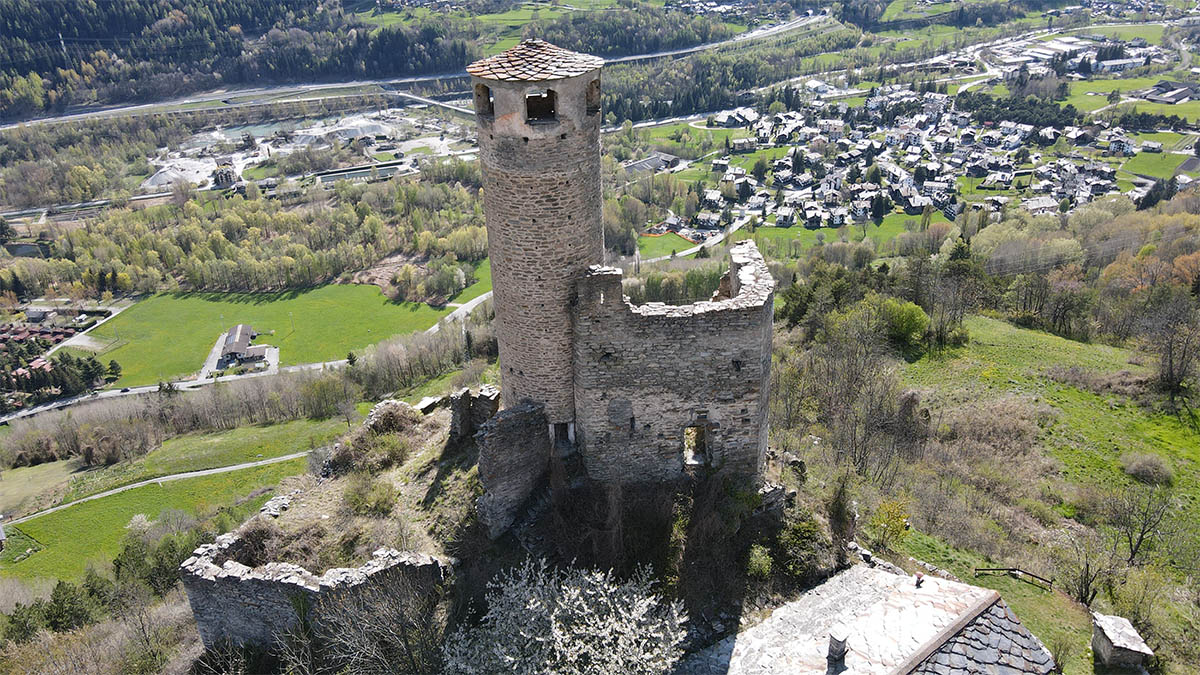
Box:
[1082,24,1165,45]
[58,418,345,504]
[638,232,696,258]
[880,0,971,22]
[1,458,304,581]
[1133,131,1188,149]
[241,163,278,181]
[905,315,1199,521]
[731,208,941,259]
[1062,76,1159,112]
[1123,99,1200,123]
[1122,150,1189,179]
[77,285,449,387]
[0,459,85,520]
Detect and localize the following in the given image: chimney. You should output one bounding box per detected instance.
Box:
[828,625,849,664]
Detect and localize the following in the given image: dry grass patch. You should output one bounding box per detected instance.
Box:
[243,407,478,573]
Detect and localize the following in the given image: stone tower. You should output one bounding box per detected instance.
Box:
[467,40,604,432]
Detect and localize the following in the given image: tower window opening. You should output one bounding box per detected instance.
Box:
[526,89,557,122]
[683,424,709,466]
[474,84,494,117]
[553,423,570,443]
[586,78,601,115]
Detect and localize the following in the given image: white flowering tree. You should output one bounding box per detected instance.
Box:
[443,559,687,675]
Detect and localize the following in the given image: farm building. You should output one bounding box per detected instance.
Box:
[219,324,268,368]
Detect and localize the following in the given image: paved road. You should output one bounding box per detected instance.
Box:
[5,451,311,526]
[426,291,494,335]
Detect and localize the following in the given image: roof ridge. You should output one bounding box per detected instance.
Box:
[888,590,1001,675]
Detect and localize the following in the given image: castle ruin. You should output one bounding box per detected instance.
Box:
[468,40,775,537]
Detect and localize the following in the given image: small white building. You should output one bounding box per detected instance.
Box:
[1092,613,1153,669]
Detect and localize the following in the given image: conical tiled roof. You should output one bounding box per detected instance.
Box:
[467,39,603,82]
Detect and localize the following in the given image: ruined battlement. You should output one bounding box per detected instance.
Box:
[571,241,774,483]
[180,528,448,649]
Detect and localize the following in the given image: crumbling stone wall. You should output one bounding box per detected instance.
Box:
[475,400,551,538]
[180,531,448,649]
[571,241,774,483]
[449,384,501,443]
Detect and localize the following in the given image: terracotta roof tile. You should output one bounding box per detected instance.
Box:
[467,39,603,82]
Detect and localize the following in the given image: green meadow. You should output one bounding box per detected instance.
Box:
[76,285,449,387]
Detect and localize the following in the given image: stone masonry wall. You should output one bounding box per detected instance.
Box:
[475,70,604,423]
[180,531,448,649]
[572,241,775,483]
[475,400,551,538]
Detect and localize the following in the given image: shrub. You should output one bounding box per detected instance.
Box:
[880,297,929,350]
[869,499,910,551]
[3,601,46,644]
[777,510,830,581]
[746,544,773,579]
[343,473,398,517]
[43,581,92,632]
[1121,453,1173,486]
[1019,498,1060,527]
[442,559,686,675]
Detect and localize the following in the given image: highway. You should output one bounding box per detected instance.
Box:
[0,14,829,133]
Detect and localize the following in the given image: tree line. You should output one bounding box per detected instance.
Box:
[0,0,760,122]
[526,6,737,57]
[0,158,489,299]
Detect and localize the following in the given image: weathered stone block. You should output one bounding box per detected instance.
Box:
[475,400,550,539]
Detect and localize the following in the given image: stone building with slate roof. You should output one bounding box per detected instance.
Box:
[468,41,774,537]
[679,564,1055,674]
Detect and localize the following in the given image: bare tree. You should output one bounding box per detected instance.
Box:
[1142,292,1200,406]
[1108,483,1175,565]
[1054,527,1118,606]
[170,179,194,207]
[313,572,446,675]
[801,309,910,485]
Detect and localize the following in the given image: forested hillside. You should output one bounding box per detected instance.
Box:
[0,0,743,120]
[0,0,476,120]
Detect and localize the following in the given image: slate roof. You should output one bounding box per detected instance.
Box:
[678,564,1055,675]
[910,599,1055,674]
[221,324,257,358]
[466,39,603,82]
